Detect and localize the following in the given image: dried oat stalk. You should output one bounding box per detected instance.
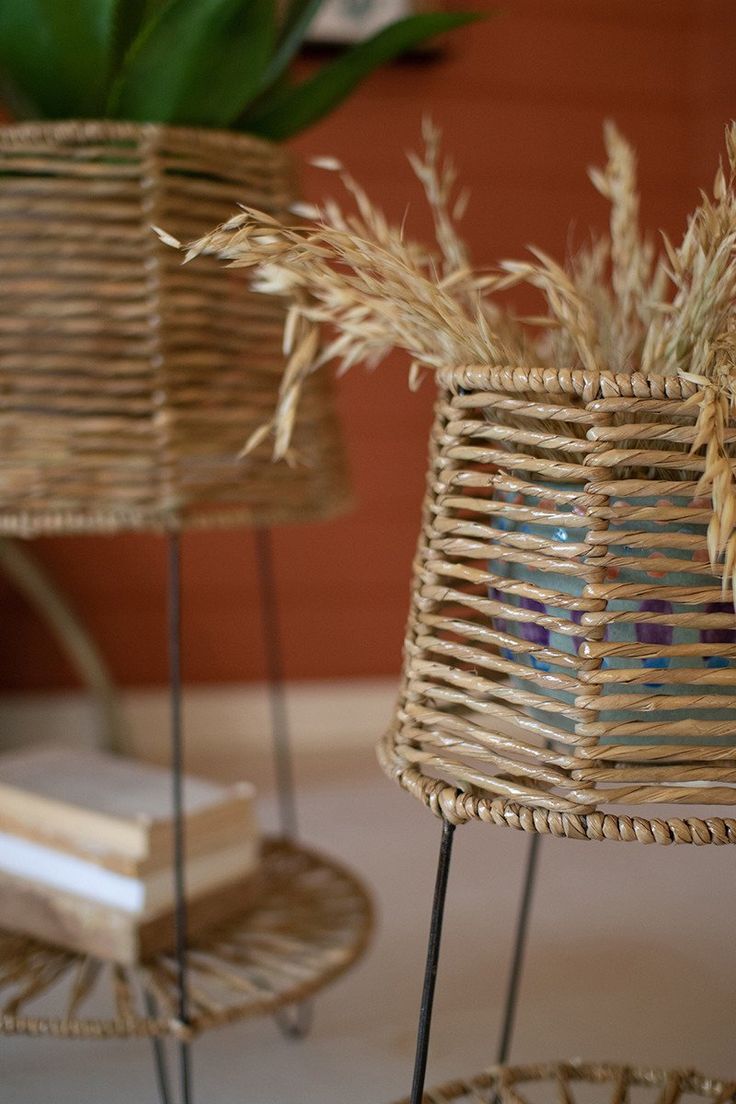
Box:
[160,120,736,597]
[161,139,507,458]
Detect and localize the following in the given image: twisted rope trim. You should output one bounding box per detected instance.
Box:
[390,1059,736,1104]
[0,492,354,538]
[378,735,736,845]
[441,365,701,402]
[0,118,288,161]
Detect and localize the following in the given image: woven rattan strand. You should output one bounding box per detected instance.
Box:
[0,838,372,1040]
[382,365,736,842]
[0,120,349,535]
[390,1060,736,1104]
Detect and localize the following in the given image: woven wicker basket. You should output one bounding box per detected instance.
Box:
[380,365,736,844]
[392,1061,736,1104]
[0,120,349,535]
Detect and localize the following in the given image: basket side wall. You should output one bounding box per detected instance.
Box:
[385,367,736,834]
[0,122,349,535]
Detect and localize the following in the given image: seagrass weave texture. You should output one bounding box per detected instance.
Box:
[0,121,349,535]
[391,1060,736,1104]
[380,365,736,844]
[0,839,372,1040]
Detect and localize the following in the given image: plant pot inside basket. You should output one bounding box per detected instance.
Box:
[489,482,736,745]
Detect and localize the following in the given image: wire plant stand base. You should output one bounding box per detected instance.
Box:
[0,836,372,1041]
[0,530,373,1104]
[393,1061,736,1104]
[401,812,735,1104]
[0,119,356,1102]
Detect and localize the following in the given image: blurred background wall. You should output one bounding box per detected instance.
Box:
[1,0,734,693]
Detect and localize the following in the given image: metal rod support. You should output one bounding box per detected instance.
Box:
[495,830,542,1065]
[409,818,456,1104]
[179,1042,193,1104]
[274,1002,315,1040]
[254,527,314,1039]
[167,533,193,1104]
[145,993,174,1104]
[254,527,299,841]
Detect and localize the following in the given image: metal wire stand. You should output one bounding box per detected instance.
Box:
[254,527,314,1041]
[150,528,316,1102]
[409,819,456,1104]
[148,534,191,1104]
[254,527,299,842]
[146,992,175,1104]
[407,817,542,1103]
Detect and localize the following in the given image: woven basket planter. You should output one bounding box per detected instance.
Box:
[0,120,349,536]
[379,365,736,844]
[392,1061,736,1104]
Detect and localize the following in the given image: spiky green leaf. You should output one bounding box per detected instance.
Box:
[107,0,276,126]
[241,10,480,141]
[0,0,121,117]
[259,0,325,91]
[111,0,154,67]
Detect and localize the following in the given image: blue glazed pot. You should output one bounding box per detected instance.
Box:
[490,487,736,745]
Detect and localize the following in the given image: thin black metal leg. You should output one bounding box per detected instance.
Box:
[253,527,313,1040]
[254,527,299,841]
[167,533,193,1104]
[410,818,456,1104]
[178,1041,193,1104]
[495,829,542,1065]
[273,1001,315,1039]
[144,993,174,1104]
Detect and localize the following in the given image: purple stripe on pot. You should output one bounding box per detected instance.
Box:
[490,588,508,635]
[702,601,736,669]
[636,599,673,646]
[519,596,549,646]
[490,587,514,662]
[519,596,551,670]
[701,602,736,644]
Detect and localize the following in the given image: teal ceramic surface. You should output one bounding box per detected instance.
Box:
[490,487,736,745]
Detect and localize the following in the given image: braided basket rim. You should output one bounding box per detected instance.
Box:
[391,1059,736,1104]
[378,731,736,845]
[441,364,702,401]
[0,117,286,158]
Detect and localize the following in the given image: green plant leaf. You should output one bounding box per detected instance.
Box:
[0,0,122,117]
[240,10,480,141]
[111,0,153,67]
[107,0,277,127]
[259,0,325,91]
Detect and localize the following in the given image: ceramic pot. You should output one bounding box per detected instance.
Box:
[490,485,736,744]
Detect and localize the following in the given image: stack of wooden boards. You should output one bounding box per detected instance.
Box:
[0,745,260,964]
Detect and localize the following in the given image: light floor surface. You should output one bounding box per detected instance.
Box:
[4,745,736,1104]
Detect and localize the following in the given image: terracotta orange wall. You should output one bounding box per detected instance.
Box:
[1,0,734,691]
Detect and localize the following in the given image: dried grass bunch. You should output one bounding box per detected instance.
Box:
[159,122,508,458]
[160,119,736,593]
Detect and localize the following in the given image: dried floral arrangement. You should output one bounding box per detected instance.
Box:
[160,120,736,596]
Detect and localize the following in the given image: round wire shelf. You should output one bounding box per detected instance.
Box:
[391,1060,736,1104]
[0,837,372,1040]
